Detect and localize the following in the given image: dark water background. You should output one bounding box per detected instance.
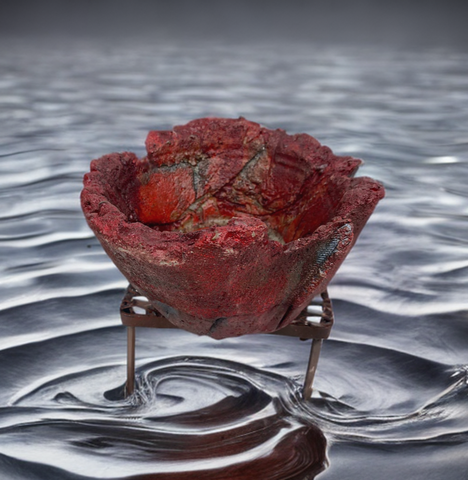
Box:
[0,37,468,479]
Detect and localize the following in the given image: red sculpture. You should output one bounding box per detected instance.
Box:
[81,118,384,339]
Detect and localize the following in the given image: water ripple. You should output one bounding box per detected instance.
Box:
[0,40,467,478]
[1,357,328,479]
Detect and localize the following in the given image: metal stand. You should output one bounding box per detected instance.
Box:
[121,285,334,400]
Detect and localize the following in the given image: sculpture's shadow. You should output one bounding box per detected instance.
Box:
[109,356,328,480]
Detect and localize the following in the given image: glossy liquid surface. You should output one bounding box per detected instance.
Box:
[0,39,467,479]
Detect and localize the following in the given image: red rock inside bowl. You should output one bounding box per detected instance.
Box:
[81,117,384,339]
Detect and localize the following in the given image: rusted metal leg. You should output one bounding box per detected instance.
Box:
[120,285,334,401]
[303,339,323,400]
[126,326,136,397]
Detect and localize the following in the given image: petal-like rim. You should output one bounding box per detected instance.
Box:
[80,118,385,337]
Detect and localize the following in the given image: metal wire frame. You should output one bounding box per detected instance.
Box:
[120,284,334,400]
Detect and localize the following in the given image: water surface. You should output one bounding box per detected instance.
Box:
[0,39,467,479]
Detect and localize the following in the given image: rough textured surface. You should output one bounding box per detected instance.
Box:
[81,117,385,339]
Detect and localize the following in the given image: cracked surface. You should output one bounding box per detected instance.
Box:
[137,118,362,243]
[81,117,385,338]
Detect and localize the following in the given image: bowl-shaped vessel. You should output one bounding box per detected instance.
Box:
[81,118,384,339]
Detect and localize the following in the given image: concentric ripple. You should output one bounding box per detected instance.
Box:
[2,357,327,479]
[1,38,468,479]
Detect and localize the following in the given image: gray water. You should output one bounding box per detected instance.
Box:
[0,38,468,479]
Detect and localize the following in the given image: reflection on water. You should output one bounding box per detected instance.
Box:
[0,39,468,479]
[4,356,327,479]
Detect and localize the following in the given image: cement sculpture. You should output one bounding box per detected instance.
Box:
[81,117,384,339]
